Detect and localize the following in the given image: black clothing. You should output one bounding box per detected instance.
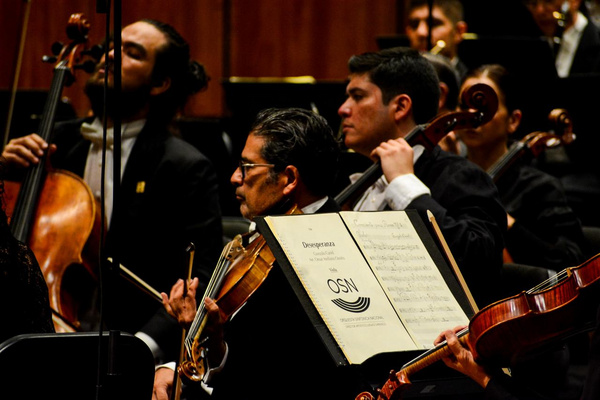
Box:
[496,159,585,270]
[567,17,600,76]
[210,197,377,399]
[50,118,222,360]
[409,147,507,307]
[0,230,54,344]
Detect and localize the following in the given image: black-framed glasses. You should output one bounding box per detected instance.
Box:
[238,161,276,180]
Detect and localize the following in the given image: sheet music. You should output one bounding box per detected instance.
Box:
[265,213,417,364]
[340,211,469,348]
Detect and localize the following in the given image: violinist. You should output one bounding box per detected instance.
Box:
[1,20,222,364]
[153,108,377,400]
[337,47,507,307]
[435,308,600,400]
[447,64,586,272]
[0,160,54,343]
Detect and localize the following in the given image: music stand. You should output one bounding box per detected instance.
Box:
[0,331,154,399]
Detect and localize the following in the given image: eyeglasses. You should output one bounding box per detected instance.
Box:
[238,161,276,180]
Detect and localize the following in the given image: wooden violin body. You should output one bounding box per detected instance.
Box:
[357,252,600,400]
[177,204,301,384]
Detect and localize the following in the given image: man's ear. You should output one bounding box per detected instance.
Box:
[390,94,412,124]
[281,165,300,196]
[439,82,450,113]
[150,76,171,96]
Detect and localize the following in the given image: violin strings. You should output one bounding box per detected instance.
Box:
[527,268,570,294]
[185,241,233,349]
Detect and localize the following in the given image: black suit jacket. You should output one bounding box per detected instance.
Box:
[401,147,506,307]
[569,17,600,76]
[51,118,223,359]
[208,197,386,399]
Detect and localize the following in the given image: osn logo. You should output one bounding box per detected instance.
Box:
[327,277,370,313]
[331,297,370,313]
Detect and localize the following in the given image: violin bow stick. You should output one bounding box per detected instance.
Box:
[107,257,163,303]
[427,210,479,313]
[172,243,196,400]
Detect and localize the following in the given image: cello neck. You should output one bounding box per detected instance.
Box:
[486,141,526,183]
[10,62,72,243]
[334,124,426,210]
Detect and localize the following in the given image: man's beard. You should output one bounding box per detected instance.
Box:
[84,77,153,121]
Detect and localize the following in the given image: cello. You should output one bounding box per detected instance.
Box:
[356,252,600,400]
[3,14,101,332]
[335,82,498,210]
[487,108,576,183]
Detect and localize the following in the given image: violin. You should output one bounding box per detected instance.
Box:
[356,252,600,400]
[334,82,498,211]
[3,14,101,332]
[174,203,302,387]
[487,108,576,182]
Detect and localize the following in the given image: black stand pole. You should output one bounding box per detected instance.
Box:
[427,0,434,51]
[94,0,122,398]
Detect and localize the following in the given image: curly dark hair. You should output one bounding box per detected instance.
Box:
[250,108,341,197]
[142,19,210,123]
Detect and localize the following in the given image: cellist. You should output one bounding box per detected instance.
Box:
[337,47,507,307]
[443,64,586,272]
[1,19,223,364]
[153,108,375,400]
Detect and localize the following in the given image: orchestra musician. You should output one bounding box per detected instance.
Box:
[522,0,600,76]
[153,108,379,400]
[0,161,54,344]
[444,64,586,272]
[435,304,600,400]
[337,47,507,307]
[1,19,223,364]
[405,0,469,79]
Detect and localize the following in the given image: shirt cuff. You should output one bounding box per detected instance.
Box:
[203,342,229,383]
[384,173,430,210]
[136,331,164,364]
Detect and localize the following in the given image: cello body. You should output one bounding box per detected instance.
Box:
[4,170,100,331]
[3,14,101,332]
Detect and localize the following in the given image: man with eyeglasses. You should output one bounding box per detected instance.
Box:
[153,107,377,400]
[522,0,600,76]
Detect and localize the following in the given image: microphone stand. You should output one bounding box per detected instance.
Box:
[95,0,122,398]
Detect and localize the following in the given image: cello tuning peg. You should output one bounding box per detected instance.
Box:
[51,41,64,56]
[84,44,105,61]
[75,60,97,73]
[42,55,57,64]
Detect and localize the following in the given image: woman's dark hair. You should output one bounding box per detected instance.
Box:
[465,64,519,113]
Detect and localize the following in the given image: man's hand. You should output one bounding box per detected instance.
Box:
[434,326,491,388]
[162,277,199,330]
[152,366,174,400]
[2,133,56,169]
[370,138,414,183]
[203,297,228,368]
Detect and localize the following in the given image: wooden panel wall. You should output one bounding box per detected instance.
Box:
[0,0,397,120]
